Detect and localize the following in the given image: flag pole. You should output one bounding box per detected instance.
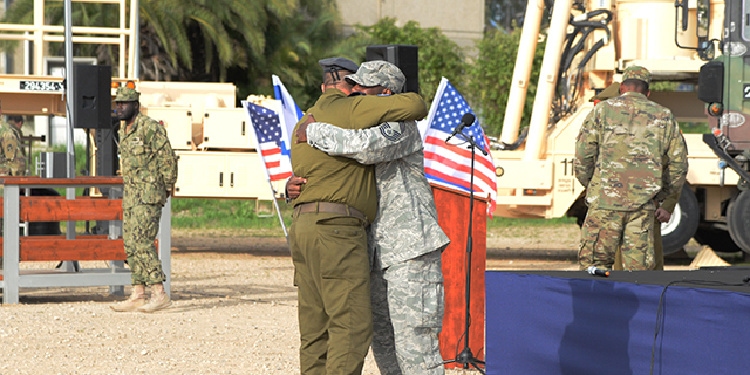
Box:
[269,180,288,239]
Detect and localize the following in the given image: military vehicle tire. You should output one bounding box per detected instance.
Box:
[727,190,750,253]
[661,185,699,255]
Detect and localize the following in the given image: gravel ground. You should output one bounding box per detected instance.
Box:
[5,224,558,375]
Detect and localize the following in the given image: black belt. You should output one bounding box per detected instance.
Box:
[293,202,367,223]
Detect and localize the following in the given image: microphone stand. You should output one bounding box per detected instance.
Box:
[443,128,486,374]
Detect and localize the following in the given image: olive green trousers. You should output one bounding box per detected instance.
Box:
[290,211,372,375]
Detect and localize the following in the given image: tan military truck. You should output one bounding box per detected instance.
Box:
[492,0,750,254]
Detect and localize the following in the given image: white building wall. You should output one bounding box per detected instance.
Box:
[336,0,485,55]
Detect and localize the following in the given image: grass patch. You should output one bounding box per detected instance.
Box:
[679,121,710,134]
[487,216,577,229]
[172,198,576,235]
[172,198,293,232]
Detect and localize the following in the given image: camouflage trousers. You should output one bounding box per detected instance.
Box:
[614,216,664,271]
[123,203,166,285]
[370,250,445,375]
[579,207,655,271]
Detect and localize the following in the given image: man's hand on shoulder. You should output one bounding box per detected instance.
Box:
[296,114,315,143]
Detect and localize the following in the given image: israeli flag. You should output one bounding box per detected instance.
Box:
[272,75,302,161]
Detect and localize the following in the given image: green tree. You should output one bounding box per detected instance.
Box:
[468,27,545,136]
[1,0,344,108]
[0,0,310,83]
[0,1,121,63]
[237,0,342,110]
[336,18,467,104]
[138,0,300,83]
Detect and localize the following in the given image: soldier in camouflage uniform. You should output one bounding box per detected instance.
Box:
[590,83,685,270]
[0,111,27,176]
[294,61,449,374]
[575,66,688,270]
[110,87,178,313]
[0,109,26,269]
[290,58,428,375]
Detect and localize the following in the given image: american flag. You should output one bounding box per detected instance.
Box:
[423,77,497,213]
[243,101,293,182]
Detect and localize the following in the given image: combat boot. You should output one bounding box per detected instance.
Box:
[110,285,146,312]
[137,283,172,313]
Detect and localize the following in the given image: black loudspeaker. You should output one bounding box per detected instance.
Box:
[366,45,419,94]
[697,61,724,103]
[94,122,119,177]
[73,65,112,129]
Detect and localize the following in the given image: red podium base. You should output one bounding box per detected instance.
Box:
[432,184,487,369]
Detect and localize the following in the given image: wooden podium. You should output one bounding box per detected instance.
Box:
[431,184,487,369]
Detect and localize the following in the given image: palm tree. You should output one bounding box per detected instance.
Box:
[138,0,299,82]
[1,0,346,108]
[0,0,299,82]
[0,0,121,65]
[248,0,343,107]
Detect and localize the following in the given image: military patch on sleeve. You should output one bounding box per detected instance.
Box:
[379,122,404,142]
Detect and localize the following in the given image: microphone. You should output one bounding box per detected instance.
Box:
[445,113,476,142]
[587,266,610,277]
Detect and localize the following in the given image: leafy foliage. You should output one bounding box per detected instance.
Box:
[128,0,299,83]
[338,18,467,104]
[1,1,543,125]
[468,27,545,136]
[241,0,342,110]
[0,1,121,60]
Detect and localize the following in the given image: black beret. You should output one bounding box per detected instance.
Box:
[318,57,359,73]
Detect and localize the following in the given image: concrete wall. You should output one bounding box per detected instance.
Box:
[336,0,485,55]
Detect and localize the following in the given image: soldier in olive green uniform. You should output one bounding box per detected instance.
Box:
[290,58,428,375]
[0,113,27,177]
[110,87,178,313]
[590,83,684,270]
[294,61,449,374]
[575,66,688,270]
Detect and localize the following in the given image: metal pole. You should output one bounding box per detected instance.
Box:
[62,0,78,272]
[132,0,140,79]
[64,0,75,178]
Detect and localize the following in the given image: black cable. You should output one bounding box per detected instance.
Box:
[649,278,750,374]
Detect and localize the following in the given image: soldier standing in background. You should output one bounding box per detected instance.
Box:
[110,87,178,313]
[589,82,684,270]
[575,66,688,270]
[0,105,27,176]
[296,61,449,374]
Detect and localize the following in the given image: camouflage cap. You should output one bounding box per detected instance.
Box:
[345,60,406,93]
[115,87,139,102]
[622,66,650,84]
[590,82,621,102]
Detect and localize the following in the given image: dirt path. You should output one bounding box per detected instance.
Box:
[1,225,709,374]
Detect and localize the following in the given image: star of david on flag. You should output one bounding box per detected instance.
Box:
[272,75,301,163]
